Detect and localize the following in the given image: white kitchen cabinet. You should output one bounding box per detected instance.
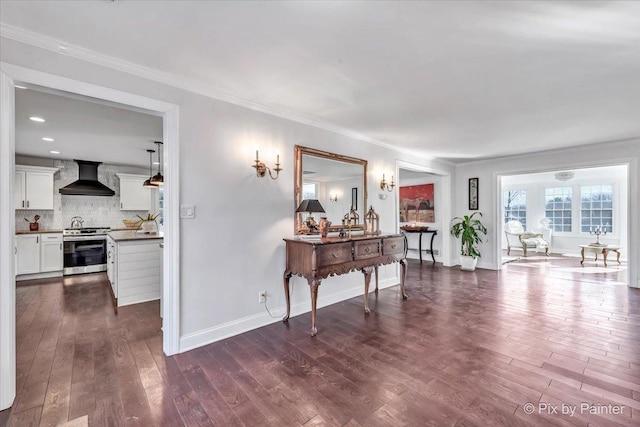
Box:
[15,165,58,210]
[117,173,153,211]
[16,233,64,278]
[16,234,41,275]
[106,236,117,297]
[40,234,63,272]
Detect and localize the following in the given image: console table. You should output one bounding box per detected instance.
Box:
[283,233,408,336]
[579,244,622,267]
[400,225,437,263]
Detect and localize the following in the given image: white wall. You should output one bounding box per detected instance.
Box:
[502,165,628,255]
[0,37,455,351]
[454,140,638,288]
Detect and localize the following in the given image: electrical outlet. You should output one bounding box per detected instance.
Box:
[433,249,439,256]
[258,290,266,303]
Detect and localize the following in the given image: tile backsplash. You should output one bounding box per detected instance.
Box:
[16,159,152,231]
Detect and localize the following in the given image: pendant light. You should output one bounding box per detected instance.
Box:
[143,149,157,188]
[150,141,164,186]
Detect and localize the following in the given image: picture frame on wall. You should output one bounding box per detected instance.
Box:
[469,178,479,210]
[399,183,435,223]
[351,187,358,210]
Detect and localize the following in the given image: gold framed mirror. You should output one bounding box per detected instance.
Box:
[294,145,368,234]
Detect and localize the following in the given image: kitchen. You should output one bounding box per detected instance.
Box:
[13,85,165,311]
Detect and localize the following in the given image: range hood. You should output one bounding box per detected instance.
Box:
[59,160,115,196]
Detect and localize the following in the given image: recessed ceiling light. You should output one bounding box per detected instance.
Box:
[153,161,160,165]
[29,116,45,122]
[42,137,55,142]
[49,150,60,154]
[14,85,27,89]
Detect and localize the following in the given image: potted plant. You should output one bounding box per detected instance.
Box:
[25,214,41,231]
[136,212,159,234]
[450,212,488,271]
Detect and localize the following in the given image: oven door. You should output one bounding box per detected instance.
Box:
[63,235,107,275]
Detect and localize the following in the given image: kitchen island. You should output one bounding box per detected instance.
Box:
[107,230,163,309]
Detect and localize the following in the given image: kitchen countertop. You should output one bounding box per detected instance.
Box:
[16,229,63,235]
[107,230,164,242]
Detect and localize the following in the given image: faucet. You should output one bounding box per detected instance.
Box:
[70,216,84,229]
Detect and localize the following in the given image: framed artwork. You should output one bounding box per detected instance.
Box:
[399,183,435,223]
[351,187,358,210]
[469,178,479,210]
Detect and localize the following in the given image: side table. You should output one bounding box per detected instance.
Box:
[400,225,437,263]
[579,244,621,267]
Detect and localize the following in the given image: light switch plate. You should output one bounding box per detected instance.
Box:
[180,205,195,219]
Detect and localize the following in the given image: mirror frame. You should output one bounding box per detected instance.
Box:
[294,145,368,234]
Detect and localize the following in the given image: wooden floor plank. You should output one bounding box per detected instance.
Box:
[2,256,637,426]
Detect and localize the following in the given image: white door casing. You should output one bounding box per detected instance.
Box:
[0,63,181,410]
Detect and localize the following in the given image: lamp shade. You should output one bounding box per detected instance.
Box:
[150,141,164,185]
[295,199,325,213]
[150,172,164,185]
[143,178,157,188]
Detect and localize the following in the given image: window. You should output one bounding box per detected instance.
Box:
[302,183,317,200]
[157,187,164,228]
[504,190,527,230]
[581,184,613,233]
[545,187,572,232]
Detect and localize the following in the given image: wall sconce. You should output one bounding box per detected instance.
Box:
[329,194,338,202]
[252,148,282,180]
[380,173,395,192]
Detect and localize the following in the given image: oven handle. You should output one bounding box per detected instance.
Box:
[63,235,107,242]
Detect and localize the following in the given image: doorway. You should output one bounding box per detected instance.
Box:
[0,65,180,411]
[396,160,452,267]
[497,165,629,285]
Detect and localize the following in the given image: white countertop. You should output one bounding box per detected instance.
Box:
[107,230,164,242]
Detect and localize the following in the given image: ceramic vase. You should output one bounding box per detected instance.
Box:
[319,217,331,237]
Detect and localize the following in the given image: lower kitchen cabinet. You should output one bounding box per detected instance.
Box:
[107,235,162,307]
[15,233,63,279]
[16,234,40,275]
[40,234,64,272]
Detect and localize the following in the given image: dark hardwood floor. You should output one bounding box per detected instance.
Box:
[1,256,638,426]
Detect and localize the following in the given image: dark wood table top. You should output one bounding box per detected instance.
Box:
[400,225,431,232]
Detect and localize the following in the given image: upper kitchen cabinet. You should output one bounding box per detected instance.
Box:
[14,165,58,210]
[117,173,153,211]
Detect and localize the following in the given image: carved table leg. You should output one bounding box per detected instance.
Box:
[374,265,379,294]
[580,247,585,265]
[400,259,408,300]
[603,249,608,267]
[309,279,319,336]
[616,250,621,265]
[362,267,373,314]
[282,270,292,323]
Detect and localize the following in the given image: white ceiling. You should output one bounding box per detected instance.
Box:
[15,86,163,168]
[502,164,627,185]
[2,1,639,163]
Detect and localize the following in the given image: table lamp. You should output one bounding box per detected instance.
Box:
[295,199,326,233]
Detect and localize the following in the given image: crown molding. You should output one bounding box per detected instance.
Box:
[1,23,431,160]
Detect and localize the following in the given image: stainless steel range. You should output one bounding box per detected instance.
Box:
[63,225,110,276]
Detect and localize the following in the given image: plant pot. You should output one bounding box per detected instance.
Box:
[29,222,39,231]
[138,220,157,234]
[460,255,478,271]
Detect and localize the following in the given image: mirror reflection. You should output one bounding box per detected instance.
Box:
[294,146,367,234]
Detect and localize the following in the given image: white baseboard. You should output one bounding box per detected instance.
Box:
[16,271,63,281]
[179,276,399,353]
